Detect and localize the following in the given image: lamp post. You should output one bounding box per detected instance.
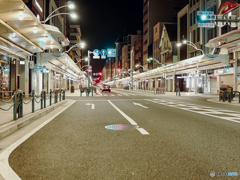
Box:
[147,57,164,69]
[41,1,77,24]
[177,40,205,94]
[87,50,93,89]
[176,40,204,55]
[128,69,135,90]
[64,42,85,54]
[135,64,148,72]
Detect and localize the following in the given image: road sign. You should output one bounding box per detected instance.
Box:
[101,49,107,56]
[93,49,99,56]
[88,65,92,70]
[198,23,215,27]
[197,11,214,16]
[70,80,73,84]
[34,65,42,70]
[107,49,116,57]
[233,59,235,64]
[88,72,92,76]
[101,49,107,59]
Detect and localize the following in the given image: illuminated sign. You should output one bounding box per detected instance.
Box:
[217,0,238,15]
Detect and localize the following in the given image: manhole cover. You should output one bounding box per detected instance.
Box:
[105,124,139,130]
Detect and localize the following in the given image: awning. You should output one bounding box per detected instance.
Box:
[205,29,240,49]
[0,0,65,59]
[109,54,228,84]
[41,53,84,79]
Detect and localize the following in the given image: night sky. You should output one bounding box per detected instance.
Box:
[71,0,143,73]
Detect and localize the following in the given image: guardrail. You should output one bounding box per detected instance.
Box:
[0,89,66,120]
[156,88,165,94]
[219,90,240,103]
[80,87,97,97]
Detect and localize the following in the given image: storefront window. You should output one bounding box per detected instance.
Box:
[0,64,10,91]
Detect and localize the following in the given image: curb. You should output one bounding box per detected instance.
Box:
[0,100,67,140]
[207,98,240,107]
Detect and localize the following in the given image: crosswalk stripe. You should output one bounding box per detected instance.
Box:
[145,99,240,124]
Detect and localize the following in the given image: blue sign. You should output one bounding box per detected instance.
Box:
[52,53,63,57]
[107,49,116,57]
[71,80,73,84]
[197,11,214,16]
[101,49,107,56]
[198,23,215,28]
[88,72,92,76]
[35,65,42,70]
[93,49,100,56]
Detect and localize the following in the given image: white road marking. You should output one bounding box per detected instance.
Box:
[108,100,149,135]
[0,100,76,180]
[133,102,148,108]
[137,128,150,135]
[146,99,240,124]
[86,103,95,109]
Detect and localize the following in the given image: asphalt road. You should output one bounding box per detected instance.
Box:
[8,89,240,179]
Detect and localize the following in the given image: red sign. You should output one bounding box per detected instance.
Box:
[233,59,235,64]
[217,0,238,15]
[88,65,92,70]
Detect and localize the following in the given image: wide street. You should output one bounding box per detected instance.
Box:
[1,89,240,179]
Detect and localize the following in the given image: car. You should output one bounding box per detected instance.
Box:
[102,85,111,92]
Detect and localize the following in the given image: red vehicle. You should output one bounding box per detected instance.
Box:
[102,85,111,92]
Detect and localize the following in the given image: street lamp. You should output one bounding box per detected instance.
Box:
[147,57,164,69]
[80,65,89,70]
[135,64,148,72]
[75,57,89,64]
[41,1,77,24]
[64,42,85,54]
[177,40,204,55]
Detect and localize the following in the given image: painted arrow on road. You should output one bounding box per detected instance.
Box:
[86,103,95,109]
[133,102,148,109]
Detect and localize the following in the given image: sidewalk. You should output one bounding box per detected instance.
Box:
[0,97,67,139]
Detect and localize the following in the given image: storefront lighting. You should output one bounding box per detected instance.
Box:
[33,27,38,33]
[12,33,16,38]
[177,76,183,78]
[42,37,48,42]
[18,12,24,20]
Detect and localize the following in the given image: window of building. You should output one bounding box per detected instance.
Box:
[190,0,192,8]
[193,10,196,24]
[193,0,195,6]
[190,13,192,26]
[192,30,195,43]
[197,28,200,42]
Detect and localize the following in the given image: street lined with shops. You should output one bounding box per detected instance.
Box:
[0,90,239,179]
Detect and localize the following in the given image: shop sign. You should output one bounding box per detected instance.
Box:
[30,61,34,69]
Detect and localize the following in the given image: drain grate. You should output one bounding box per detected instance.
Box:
[105,124,139,130]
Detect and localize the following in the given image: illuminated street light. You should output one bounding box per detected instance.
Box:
[177,40,204,55]
[41,1,76,24]
[64,42,85,53]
